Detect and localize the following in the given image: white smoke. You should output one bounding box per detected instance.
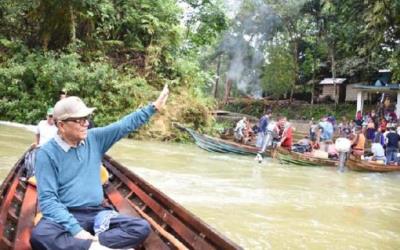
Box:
[218,0,279,97]
[218,0,307,98]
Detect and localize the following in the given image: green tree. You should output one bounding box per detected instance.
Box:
[267,0,311,102]
[261,44,295,99]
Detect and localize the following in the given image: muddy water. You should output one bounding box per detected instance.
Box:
[1,124,400,249]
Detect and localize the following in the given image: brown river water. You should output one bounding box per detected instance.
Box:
[1,124,400,249]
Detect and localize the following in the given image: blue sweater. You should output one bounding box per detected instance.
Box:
[35,105,156,235]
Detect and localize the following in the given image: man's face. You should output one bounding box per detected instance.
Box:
[278,119,285,127]
[58,117,89,142]
[47,115,54,125]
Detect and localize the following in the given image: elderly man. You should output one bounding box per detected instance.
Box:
[30,85,169,250]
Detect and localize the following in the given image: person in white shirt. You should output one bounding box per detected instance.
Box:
[234,117,248,143]
[35,107,58,147]
[365,137,386,164]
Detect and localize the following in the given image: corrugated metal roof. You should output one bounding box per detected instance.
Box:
[352,83,400,91]
[319,78,347,85]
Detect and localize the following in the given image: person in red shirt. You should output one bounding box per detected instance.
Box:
[278,117,293,150]
[379,118,387,133]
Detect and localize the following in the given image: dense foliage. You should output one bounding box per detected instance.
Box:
[0,0,229,139]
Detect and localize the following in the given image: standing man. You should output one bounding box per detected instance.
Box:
[26,108,58,179]
[35,107,58,147]
[384,125,400,164]
[319,116,334,142]
[256,110,272,150]
[255,110,273,161]
[60,89,68,100]
[30,85,169,250]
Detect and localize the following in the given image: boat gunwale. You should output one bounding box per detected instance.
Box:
[275,147,338,167]
[346,156,400,172]
[104,154,242,250]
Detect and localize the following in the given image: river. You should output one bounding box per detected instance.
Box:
[1,124,400,249]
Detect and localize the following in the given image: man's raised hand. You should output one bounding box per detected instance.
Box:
[153,84,169,111]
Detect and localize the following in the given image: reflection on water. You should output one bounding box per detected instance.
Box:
[1,124,400,249]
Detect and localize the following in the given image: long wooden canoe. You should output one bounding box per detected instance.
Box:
[0,149,242,250]
[346,155,400,172]
[274,147,338,167]
[175,123,270,156]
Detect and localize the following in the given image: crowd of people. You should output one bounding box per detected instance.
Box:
[233,110,294,161]
[336,109,400,165]
[232,106,400,166]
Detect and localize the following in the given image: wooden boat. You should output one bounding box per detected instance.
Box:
[346,155,400,172]
[0,148,242,250]
[175,124,270,156]
[274,147,338,167]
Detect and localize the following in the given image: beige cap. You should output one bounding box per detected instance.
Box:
[53,96,96,120]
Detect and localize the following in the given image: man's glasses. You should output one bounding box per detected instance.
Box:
[62,116,90,126]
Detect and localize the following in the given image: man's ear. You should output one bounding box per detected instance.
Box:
[56,120,63,130]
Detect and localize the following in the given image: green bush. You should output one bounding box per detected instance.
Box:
[0,51,155,125]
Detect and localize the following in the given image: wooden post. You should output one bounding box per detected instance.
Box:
[356,91,364,116]
[213,55,221,98]
[223,78,233,104]
[396,92,400,119]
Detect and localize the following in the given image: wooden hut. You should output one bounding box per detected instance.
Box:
[319,78,347,103]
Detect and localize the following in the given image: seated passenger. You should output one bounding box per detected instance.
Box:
[365,137,386,164]
[293,136,311,153]
[351,126,366,157]
[30,87,169,250]
[279,120,293,151]
[325,140,338,159]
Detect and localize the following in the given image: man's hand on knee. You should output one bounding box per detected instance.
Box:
[74,229,98,241]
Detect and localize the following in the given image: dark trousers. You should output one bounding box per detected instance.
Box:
[386,147,398,163]
[30,206,150,250]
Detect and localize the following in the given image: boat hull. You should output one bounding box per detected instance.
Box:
[346,156,400,172]
[275,147,338,167]
[177,124,270,157]
[0,149,242,250]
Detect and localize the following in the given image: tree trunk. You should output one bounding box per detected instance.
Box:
[330,46,337,106]
[311,58,317,105]
[223,78,233,104]
[213,55,221,98]
[69,3,76,44]
[289,88,294,104]
[311,74,316,105]
[290,40,299,104]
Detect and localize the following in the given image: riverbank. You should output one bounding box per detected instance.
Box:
[0,121,36,133]
[223,101,373,121]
